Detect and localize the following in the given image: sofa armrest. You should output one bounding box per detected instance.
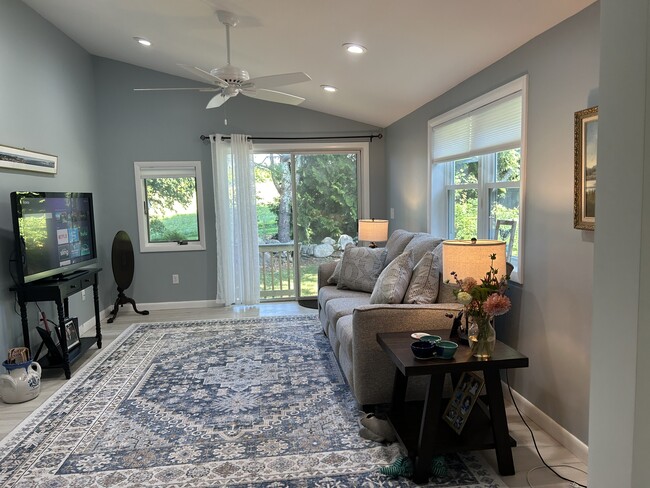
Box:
[317,260,338,290]
[350,303,463,406]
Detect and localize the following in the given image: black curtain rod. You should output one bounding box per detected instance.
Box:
[199,133,382,142]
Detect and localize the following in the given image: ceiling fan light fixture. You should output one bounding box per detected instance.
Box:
[134,37,151,47]
[343,43,367,54]
[321,85,338,93]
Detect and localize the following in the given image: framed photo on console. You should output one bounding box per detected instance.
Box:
[574,106,598,231]
[63,317,80,351]
[443,371,485,434]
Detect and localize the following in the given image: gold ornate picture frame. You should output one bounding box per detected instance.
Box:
[574,106,598,230]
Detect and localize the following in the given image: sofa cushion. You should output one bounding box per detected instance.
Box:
[403,233,444,264]
[385,229,415,264]
[337,246,387,293]
[369,251,414,304]
[437,281,460,303]
[403,248,441,304]
[318,286,370,310]
[325,296,371,340]
[336,314,354,383]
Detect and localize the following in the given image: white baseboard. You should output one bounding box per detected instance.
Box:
[78,307,112,335]
[507,383,588,464]
[138,300,220,311]
[77,300,221,334]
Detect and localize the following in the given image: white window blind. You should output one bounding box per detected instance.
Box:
[431,92,522,163]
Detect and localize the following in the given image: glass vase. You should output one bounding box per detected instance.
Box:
[468,315,496,359]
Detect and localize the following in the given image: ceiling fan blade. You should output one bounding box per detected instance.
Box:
[134,87,219,92]
[241,88,305,106]
[243,72,311,90]
[178,64,229,88]
[206,93,231,109]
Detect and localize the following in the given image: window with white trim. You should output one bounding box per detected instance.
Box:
[429,76,527,282]
[134,161,206,252]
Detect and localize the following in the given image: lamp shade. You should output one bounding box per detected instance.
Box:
[358,219,389,243]
[442,239,506,282]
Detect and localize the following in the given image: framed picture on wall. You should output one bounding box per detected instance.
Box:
[0,144,57,174]
[574,106,598,231]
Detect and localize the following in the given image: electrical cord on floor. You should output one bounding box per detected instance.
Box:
[526,464,588,488]
[505,370,588,488]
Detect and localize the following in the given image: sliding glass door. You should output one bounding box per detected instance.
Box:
[254,150,360,299]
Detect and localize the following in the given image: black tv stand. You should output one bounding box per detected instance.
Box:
[11,268,102,379]
[53,269,87,281]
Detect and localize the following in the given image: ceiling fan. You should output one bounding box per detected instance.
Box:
[134,10,311,109]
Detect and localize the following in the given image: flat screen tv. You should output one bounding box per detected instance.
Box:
[10,191,98,284]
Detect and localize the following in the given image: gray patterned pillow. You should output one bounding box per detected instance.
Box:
[403,233,444,265]
[337,247,388,293]
[327,243,354,284]
[370,251,414,304]
[385,229,415,264]
[403,250,441,304]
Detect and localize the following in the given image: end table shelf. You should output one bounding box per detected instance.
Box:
[388,399,516,456]
[10,268,103,379]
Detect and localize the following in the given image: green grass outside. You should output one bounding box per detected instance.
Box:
[150,213,199,242]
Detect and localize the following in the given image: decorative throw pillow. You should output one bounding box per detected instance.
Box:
[337,246,388,293]
[403,250,441,304]
[385,229,415,264]
[370,251,415,304]
[327,243,354,284]
[403,233,444,265]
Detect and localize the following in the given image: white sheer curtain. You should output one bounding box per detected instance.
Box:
[211,134,260,305]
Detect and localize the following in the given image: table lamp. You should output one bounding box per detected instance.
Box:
[358,219,389,248]
[442,239,506,282]
[442,239,507,345]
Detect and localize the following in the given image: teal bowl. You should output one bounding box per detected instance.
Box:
[420,335,441,344]
[434,340,459,359]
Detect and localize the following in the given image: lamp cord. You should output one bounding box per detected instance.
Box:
[505,370,588,488]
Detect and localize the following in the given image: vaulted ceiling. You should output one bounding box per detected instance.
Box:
[23,0,595,127]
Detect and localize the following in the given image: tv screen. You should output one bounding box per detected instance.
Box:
[10,191,98,284]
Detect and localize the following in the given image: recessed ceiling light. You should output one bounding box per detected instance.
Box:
[321,85,338,93]
[342,43,367,54]
[134,37,152,47]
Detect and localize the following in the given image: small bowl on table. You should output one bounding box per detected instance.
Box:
[434,340,459,359]
[411,340,436,359]
[420,335,441,344]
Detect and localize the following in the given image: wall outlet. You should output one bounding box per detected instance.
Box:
[172,274,179,285]
[81,289,86,301]
[390,208,395,219]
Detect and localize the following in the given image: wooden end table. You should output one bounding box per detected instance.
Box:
[377,330,528,484]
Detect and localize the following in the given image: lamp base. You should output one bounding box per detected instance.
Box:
[368,242,377,248]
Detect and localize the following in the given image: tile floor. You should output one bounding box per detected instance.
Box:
[0,303,588,487]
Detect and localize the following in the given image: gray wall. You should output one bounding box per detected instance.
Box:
[93,57,384,304]
[0,1,384,359]
[589,0,650,485]
[0,0,99,360]
[385,4,600,442]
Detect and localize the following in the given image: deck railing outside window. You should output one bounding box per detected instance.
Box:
[259,243,295,299]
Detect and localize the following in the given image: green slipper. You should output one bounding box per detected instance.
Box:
[431,455,447,477]
[379,456,413,478]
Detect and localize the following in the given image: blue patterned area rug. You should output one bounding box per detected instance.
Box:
[0,315,506,487]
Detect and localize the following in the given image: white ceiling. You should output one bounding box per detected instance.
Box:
[22,0,595,128]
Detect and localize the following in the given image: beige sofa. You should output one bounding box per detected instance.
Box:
[317,230,463,407]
